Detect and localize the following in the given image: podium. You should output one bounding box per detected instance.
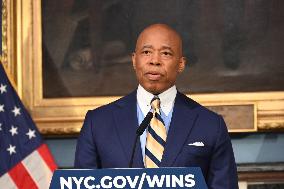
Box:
[50,167,208,189]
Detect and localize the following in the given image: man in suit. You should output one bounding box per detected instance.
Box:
[75,23,239,188]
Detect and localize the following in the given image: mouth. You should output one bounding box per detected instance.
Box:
[145,72,163,81]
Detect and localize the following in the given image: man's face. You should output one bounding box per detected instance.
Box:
[132,25,186,94]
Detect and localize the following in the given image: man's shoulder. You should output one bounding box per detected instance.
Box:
[177,92,220,118]
[88,90,136,114]
[177,92,226,133]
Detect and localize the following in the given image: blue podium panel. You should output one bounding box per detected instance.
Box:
[50,167,208,189]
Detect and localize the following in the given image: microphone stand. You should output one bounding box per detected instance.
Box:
[129,112,153,168]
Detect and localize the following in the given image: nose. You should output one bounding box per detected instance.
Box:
[149,52,161,66]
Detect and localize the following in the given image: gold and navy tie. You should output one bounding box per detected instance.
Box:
[145,97,167,168]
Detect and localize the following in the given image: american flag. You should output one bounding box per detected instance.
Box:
[0,63,57,189]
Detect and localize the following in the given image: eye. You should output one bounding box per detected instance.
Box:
[161,51,173,56]
[142,50,152,55]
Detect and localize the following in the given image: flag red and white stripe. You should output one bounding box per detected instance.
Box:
[0,144,57,189]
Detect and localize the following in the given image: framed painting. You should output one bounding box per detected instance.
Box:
[5,0,284,134]
[42,0,284,97]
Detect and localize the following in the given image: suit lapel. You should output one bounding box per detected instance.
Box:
[160,92,199,167]
[113,91,144,168]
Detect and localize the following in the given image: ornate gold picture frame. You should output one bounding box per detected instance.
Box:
[4,0,284,135]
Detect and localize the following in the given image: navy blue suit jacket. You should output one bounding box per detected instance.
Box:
[75,91,239,189]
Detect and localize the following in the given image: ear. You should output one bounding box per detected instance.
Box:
[178,57,186,73]
[132,52,137,70]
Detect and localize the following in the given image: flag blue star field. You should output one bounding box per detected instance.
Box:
[0,63,57,189]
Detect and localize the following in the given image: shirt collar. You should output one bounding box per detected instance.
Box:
[137,84,177,116]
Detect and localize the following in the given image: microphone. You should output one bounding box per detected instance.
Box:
[129,111,153,168]
[136,111,153,136]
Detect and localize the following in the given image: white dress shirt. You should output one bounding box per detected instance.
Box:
[136,84,177,163]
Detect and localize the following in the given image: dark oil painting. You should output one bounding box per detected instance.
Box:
[42,0,284,98]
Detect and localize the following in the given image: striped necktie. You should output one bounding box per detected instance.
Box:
[145,96,167,168]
